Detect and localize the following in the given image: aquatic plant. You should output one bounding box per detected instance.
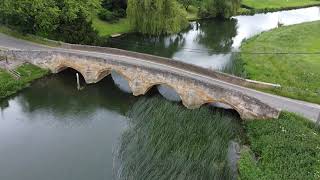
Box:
[117,96,242,179]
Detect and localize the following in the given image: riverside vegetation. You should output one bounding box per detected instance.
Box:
[118,97,243,180]
[119,97,320,179]
[0,64,48,100]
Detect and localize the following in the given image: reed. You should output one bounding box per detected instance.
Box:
[117,96,242,180]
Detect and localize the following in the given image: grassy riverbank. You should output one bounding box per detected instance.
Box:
[240,21,320,104]
[118,97,242,179]
[239,112,320,179]
[242,0,320,12]
[92,16,132,37]
[0,64,49,100]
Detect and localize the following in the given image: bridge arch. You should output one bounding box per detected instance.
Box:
[96,68,112,82]
[200,100,243,119]
[53,64,89,82]
[110,69,133,93]
[144,83,184,102]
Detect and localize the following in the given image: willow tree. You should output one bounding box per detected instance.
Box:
[199,0,241,18]
[127,0,188,35]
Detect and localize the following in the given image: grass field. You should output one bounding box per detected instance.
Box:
[0,64,48,100]
[92,16,132,37]
[240,21,320,104]
[239,112,320,179]
[242,0,320,10]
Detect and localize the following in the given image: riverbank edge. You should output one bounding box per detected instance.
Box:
[0,63,49,101]
[239,21,320,105]
[239,3,320,15]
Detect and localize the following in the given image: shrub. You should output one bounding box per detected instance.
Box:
[98,9,118,22]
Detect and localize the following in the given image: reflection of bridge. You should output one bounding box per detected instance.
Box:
[1,33,320,121]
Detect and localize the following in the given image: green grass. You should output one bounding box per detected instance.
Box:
[92,16,132,37]
[240,21,320,104]
[118,97,242,180]
[242,0,320,11]
[239,112,320,179]
[0,64,49,99]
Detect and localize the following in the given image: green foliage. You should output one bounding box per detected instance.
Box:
[0,64,49,99]
[118,97,242,179]
[98,9,117,22]
[238,148,263,180]
[240,21,320,104]
[239,112,320,179]
[199,0,241,18]
[127,0,188,35]
[0,0,101,44]
[54,11,101,45]
[0,0,60,35]
[178,0,198,10]
[102,0,127,11]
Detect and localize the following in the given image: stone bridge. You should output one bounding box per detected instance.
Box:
[1,49,281,120]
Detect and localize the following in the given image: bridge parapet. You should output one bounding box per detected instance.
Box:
[1,49,281,120]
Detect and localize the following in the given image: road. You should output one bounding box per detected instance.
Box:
[0,33,319,122]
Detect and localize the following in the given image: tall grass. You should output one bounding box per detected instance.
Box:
[117,97,242,180]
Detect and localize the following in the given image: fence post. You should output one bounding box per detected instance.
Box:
[76,73,80,90]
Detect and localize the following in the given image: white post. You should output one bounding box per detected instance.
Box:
[316,112,320,126]
[76,73,80,90]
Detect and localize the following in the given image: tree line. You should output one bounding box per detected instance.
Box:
[0,0,241,43]
[0,0,102,44]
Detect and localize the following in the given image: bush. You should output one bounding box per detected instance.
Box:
[98,9,119,23]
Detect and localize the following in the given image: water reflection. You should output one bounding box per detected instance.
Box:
[108,7,320,70]
[0,70,138,180]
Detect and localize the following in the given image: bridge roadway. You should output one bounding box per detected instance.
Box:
[0,33,319,122]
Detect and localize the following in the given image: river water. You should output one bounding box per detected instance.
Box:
[108,7,320,70]
[0,7,319,180]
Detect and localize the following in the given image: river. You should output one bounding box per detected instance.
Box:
[0,7,319,180]
[107,7,320,71]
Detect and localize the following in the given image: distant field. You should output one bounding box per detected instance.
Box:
[242,0,320,10]
[240,21,320,104]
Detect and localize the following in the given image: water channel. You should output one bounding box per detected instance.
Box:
[0,7,319,180]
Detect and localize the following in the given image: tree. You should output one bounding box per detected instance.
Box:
[178,0,195,10]
[101,0,127,11]
[199,0,241,18]
[127,0,188,35]
[0,0,60,35]
[0,0,102,44]
[54,11,100,45]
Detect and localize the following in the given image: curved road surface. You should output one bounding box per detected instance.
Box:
[1,33,319,122]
